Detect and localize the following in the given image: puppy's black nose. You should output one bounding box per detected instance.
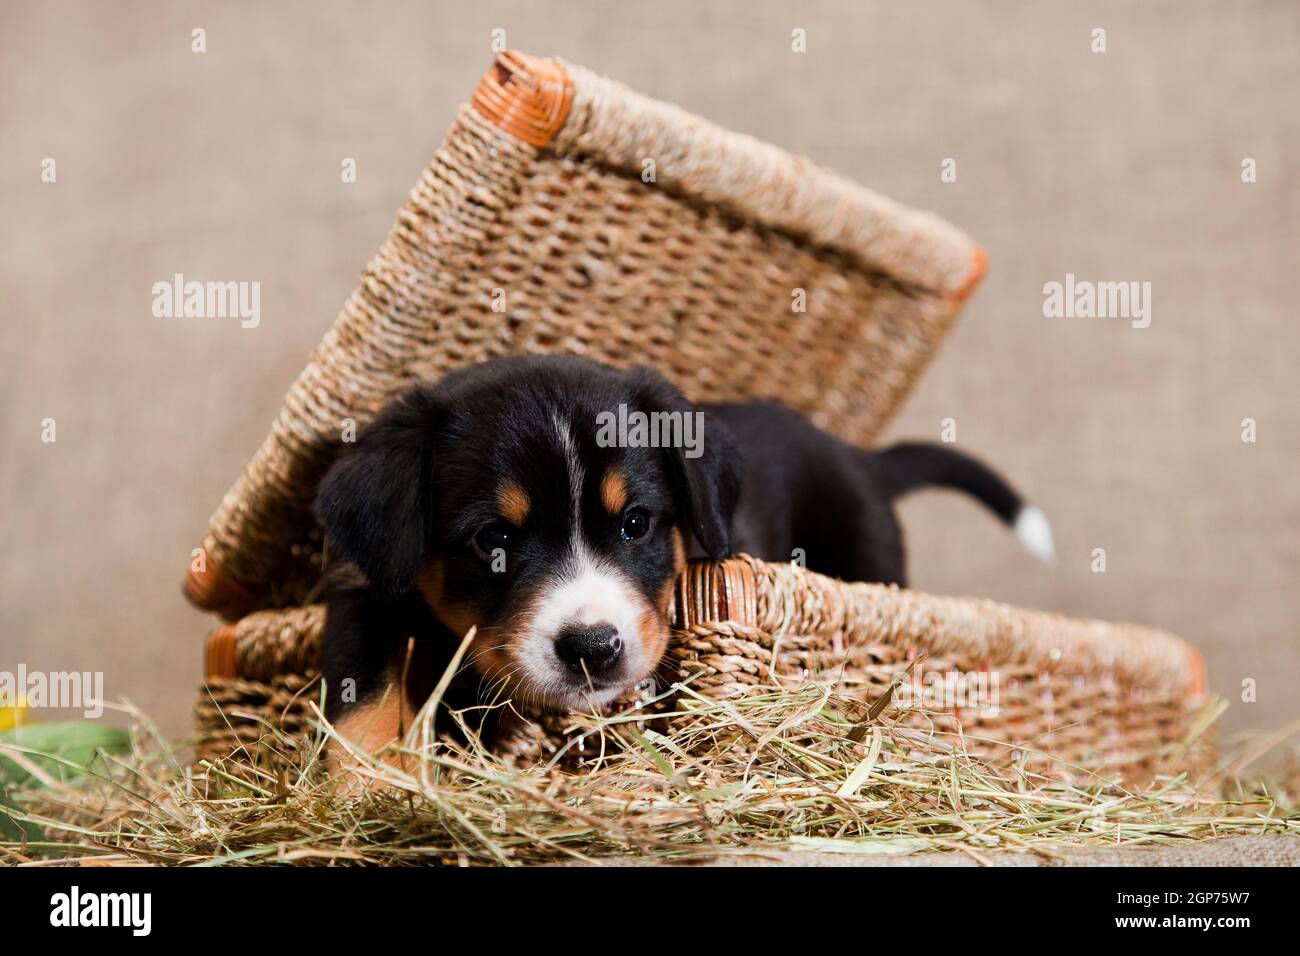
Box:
[555,623,623,677]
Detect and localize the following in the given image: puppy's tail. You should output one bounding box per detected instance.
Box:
[872,442,1054,563]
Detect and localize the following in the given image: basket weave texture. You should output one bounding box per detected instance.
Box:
[187,52,1207,782]
[183,51,984,619]
[197,556,1208,779]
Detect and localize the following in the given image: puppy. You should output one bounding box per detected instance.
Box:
[314,355,1051,760]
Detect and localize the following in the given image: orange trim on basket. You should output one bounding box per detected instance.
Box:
[470,51,573,148]
[1185,645,1208,699]
[719,559,758,627]
[672,559,759,630]
[184,555,259,621]
[949,244,987,307]
[205,624,239,680]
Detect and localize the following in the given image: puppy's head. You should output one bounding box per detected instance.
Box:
[316,356,741,712]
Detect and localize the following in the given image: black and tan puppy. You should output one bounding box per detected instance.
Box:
[315,355,1052,757]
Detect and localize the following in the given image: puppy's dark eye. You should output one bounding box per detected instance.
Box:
[620,507,652,542]
[472,524,512,561]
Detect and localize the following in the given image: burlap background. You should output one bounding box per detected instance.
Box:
[2,1,1296,739]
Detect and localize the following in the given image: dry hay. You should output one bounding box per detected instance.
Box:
[2,668,1296,867]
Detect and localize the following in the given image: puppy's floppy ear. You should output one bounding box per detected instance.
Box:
[315,386,443,597]
[671,416,742,559]
[629,367,743,559]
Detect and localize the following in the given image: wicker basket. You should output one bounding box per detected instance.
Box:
[187,52,1209,782]
[199,556,1208,779]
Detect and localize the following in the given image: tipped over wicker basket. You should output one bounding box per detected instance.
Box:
[187,52,1208,782]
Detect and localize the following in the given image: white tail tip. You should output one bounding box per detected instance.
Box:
[1014,505,1055,563]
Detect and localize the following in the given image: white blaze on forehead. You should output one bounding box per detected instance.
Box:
[511,411,653,708]
[552,411,584,529]
[543,410,638,638]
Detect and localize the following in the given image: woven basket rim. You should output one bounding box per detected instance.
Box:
[203,555,1206,703]
[473,51,986,301]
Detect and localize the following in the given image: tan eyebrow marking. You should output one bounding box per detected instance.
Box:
[600,468,629,515]
[497,480,531,526]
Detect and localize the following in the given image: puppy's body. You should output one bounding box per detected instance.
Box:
[703,400,906,583]
[316,356,1050,760]
[709,400,1048,582]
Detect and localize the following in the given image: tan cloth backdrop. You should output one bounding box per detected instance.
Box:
[1,0,1296,739]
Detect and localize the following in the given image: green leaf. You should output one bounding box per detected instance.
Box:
[0,721,131,843]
